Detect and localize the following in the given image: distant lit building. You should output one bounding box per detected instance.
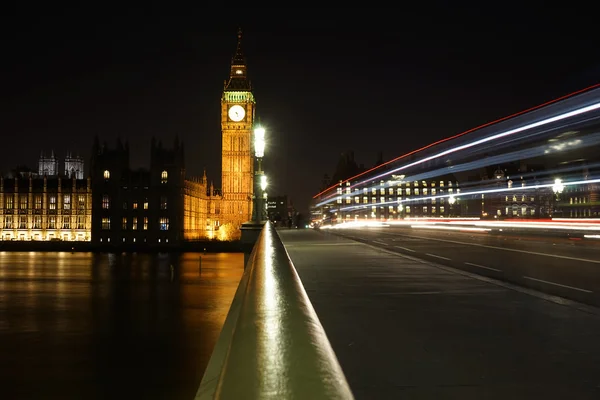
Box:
[556,165,600,218]
[90,137,226,247]
[38,150,59,176]
[462,163,552,219]
[0,175,92,241]
[267,195,288,226]
[64,152,85,179]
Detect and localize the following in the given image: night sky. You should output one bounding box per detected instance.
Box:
[1,6,598,215]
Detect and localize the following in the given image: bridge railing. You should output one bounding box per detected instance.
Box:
[195,221,354,400]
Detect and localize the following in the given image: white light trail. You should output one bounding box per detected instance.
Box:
[317,101,600,208]
[411,225,491,232]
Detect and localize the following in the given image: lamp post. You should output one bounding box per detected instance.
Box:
[241,125,268,267]
[448,195,456,217]
[252,126,266,222]
[552,178,564,218]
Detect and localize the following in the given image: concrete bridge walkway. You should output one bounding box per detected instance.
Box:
[277,228,600,399]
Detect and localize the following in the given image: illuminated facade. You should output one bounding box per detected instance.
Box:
[90,137,225,246]
[326,175,461,224]
[38,150,58,176]
[0,175,92,241]
[64,152,85,179]
[220,29,255,234]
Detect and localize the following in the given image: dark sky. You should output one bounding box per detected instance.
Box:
[1,6,599,215]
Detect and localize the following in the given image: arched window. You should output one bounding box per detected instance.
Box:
[161,170,168,183]
[103,170,110,179]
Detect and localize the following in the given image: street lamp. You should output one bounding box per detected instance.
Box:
[552,178,564,195]
[252,126,267,222]
[260,174,267,191]
[552,178,564,218]
[448,195,456,217]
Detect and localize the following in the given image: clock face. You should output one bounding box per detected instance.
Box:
[228,105,245,122]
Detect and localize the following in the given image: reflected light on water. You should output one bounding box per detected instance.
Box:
[0,250,244,400]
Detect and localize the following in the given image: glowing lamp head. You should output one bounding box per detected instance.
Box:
[260,175,268,191]
[254,126,266,158]
[552,178,564,194]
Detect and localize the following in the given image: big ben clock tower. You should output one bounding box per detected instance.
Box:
[221,29,255,228]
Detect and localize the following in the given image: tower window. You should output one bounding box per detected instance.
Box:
[235,69,243,75]
[63,194,71,210]
[49,195,57,210]
[102,195,110,209]
[104,170,110,179]
[161,170,168,183]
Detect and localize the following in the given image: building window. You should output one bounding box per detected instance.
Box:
[160,196,167,210]
[133,217,138,230]
[102,195,110,209]
[33,216,42,229]
[77,216,85,229]
[19,196,27,210]
[122,217,127,230]
[19,216,27,229]
[49,195,56,210]
[5,196,13,209]
[63,194,71,210]
[159,217,169,231]
[143,217,148,230]
[35,195,42,209]
[161,170,168,183]
[101,217,111,230]
[104,170,110,179]
[4,216,12,228]
[78,195,86,209]
[143,200,149,210]
[63,217,70,229]
[48,216,56,229]
[123,202,127,210]
[133,202,138,210]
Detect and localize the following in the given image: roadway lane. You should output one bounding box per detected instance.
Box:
[278,228,600,399]
[333,226,600,307]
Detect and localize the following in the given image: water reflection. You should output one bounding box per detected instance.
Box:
[0,251,243,400]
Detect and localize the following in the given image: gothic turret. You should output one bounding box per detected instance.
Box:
[224,28,251,91]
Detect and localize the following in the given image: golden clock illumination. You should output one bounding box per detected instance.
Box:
[228,105,245,122]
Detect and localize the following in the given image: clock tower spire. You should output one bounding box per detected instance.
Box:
[220,29,256,233]
[224,28,251,91]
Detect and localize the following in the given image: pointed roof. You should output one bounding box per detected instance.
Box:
[224,28,251,91]
[232,28,245,65]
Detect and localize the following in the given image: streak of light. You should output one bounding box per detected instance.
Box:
[313,83,600,200]
[316,100,600,207]
[320,221,389,229]
[411,224,491,232]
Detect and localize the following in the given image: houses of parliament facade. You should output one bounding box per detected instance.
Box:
[0,32,256,246]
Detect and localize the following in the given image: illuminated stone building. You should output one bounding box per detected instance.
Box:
[330,175,461,223]
[312,151,461,225]
[64,152,85,179]
[464,163,552,219]
[220,29,255,233]
[90,136,226,246]
[38,150,58,176]
[556,163,600,218]
[0,175,92,241]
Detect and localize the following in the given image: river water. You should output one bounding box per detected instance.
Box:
[0,251,244,400]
